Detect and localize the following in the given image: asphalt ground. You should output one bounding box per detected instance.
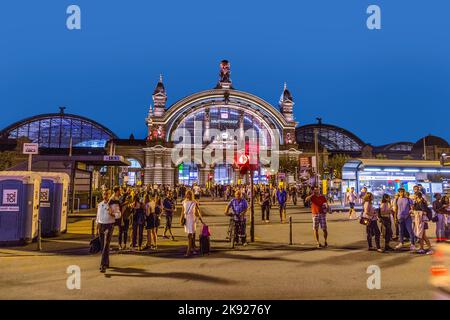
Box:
[0,201,442,299]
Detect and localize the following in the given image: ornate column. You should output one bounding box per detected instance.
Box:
[144,148,155,185]
[153,148,164,185]
[163,148,174,185]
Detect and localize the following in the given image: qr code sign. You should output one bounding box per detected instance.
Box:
[40,188,50,202]
[3,189,18,205]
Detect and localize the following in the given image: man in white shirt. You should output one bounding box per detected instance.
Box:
[346,187,358,219]
[96,190,116,273]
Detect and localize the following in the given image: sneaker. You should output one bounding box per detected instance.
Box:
[317,243,322,248]
[416,249,426,254]
[410,244,416,252]
[324,242,328,248]
[377,248,384,253]
[395,243,403,250]
[426,249,434,255]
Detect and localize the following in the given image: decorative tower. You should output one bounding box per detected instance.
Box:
[152,74,167,117]
[279,82,294,122]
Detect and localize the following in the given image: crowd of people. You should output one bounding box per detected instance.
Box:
[94,182,450,273]
[344,185,450,254]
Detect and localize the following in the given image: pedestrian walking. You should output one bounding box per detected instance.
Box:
[276,186,287,223]
[432,193,445,242]
[305,187,329,248]
[118,194,133,250]
[394,188,416,252]
[260,186,271,222]
[131,196,145,250]
[362,192,383,252]
[180,190,205,257]
[163,191,176,240]
[411,192,432,254]
[345,187,358,219]
[96,190,116,273]
[378,194,394,251]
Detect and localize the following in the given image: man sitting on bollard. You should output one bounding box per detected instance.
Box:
[305,187,329,248]
[96,190,116,273]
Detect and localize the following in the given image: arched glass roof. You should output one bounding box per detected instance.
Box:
[296,123,365,152]
[1,113,117,148]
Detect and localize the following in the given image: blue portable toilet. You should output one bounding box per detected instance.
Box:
[0,171,41,246]
[37,172,70,237]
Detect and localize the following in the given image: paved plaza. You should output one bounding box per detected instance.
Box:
[0,202,436,300]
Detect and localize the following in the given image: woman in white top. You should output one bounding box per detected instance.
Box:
[180,190,204,257]
[363,192,382,252]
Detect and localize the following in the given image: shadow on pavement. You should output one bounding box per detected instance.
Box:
[104,266,237,285]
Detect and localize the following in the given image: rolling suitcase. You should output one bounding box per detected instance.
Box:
[200,224,211,255]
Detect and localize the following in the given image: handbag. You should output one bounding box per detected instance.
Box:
[359,217,370,225]
[181,202,194,226]
[89,236,102,254]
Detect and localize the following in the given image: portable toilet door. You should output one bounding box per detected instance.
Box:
[37,172,70,236]
[39,178,55,236]
[0,171,41,245]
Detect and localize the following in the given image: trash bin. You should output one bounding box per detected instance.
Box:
[0,171,41,246]
[37,172,70,237]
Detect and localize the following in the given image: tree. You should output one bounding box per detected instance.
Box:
[326,154,350,179]
[0,151,19,171]
[279,157,298,174]
[375,153,387,159]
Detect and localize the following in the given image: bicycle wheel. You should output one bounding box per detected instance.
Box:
[229,223,235,249]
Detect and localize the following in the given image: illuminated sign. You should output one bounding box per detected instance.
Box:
[211,119,238,125]
[359,175,416,181]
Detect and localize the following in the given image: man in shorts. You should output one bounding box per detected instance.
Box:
[305,187,329,248]
[346,187,358,219]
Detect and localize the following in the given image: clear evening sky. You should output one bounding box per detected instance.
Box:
[1,0,449,145]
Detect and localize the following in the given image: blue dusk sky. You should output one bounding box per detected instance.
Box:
[1,0,449,146]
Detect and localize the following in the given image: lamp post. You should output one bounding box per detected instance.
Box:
[250,169,255,242]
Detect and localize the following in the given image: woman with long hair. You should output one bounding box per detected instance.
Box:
[131,196,145,251]
[412,192,432,254]
[180,190,204,257]
[363,192,382,252]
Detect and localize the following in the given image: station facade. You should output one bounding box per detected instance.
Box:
[113,60,302,186]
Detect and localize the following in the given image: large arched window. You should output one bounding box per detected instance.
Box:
[296,124,365,152]
[171,107,273,149]
[1,113,117,148]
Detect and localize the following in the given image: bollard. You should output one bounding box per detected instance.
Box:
[37,219,42,251]
[91,218,96,239]
[289,216,293,245]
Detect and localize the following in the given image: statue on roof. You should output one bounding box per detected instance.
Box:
[219,60,231,83]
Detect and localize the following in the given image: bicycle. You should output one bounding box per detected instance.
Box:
[226,215,246,249]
